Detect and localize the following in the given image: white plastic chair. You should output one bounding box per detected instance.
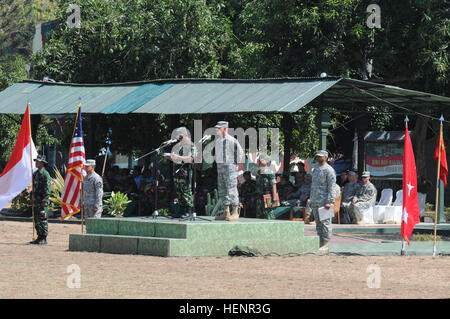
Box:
[383,189,403,223]
[418,192,427,218]
[373,189,393,223]
[360,205,375,224]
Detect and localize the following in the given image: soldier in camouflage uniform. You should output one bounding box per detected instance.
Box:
[239,171,257,217]
[214,121,244,222]
[350,171,377,224]
[310,150,337,252]
[29,155,51,245]
[165,127,197,218]
[286,173,312,207]
[339,171,360,224]
[83,159,103,218]
[276,174,294,201]
[255,155,279,219]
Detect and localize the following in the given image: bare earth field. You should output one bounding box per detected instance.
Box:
[0,220,449,299]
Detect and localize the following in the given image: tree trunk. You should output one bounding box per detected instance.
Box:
[412,113,429,183]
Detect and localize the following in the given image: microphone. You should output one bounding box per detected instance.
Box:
[200,135,212,143]
[162,138,178,145]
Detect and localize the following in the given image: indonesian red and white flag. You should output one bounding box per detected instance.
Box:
[0,105,37,210]
[60,107,86,220]
[401,124,420,245]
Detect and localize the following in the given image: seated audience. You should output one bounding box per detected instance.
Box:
[339,171,360,224]
[349,171,377,224]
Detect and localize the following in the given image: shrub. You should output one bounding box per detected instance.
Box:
[103,191,131,217]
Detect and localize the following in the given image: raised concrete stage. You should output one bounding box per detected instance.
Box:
[69,216,319,257]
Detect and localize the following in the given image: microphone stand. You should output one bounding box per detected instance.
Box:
[179,135,212,222]
[135,141,174,215]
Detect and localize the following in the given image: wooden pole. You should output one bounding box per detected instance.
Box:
[28,103,36,241]
[102,152,108,178]
[433,119,443,257]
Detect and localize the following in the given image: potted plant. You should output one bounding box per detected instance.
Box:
[103,191,131,217]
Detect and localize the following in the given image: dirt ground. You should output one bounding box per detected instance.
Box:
[0,220,449,299]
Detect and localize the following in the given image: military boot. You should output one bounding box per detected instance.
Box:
[319,239,329,253]
[37,237,47,245]
[226,206,239,222]
[215,206,230,220]
[29,236,40,245]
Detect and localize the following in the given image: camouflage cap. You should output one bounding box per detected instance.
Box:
[362,171,370,177]
[34,154,47,164]
[214,121,229,128]
[85,159,96,166]
[315,150,328,158]
[174,127,188,137]
[348,170,357,176]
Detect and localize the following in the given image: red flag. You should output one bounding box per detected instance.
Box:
[401,125,420,245]
[0,105,37,210]
[60,107,86,220]
[434,131,447,187]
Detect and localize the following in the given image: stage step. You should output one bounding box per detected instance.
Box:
[69,216,319,256]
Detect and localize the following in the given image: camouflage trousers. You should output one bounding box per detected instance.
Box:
[217,164,239,206]
[311,204,332,241]
[84,204,102,218]
[33,207,48,239]
[174,177,194,209]
[256,198,275,219]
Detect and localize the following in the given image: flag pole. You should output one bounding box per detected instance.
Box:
[433,115,444,257]
[28,102,36,241]
[401,116,409,256]
[75,101,85,234]
[102,151,108,178]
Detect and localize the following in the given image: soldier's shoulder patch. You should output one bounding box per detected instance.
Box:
[96,181,103,188]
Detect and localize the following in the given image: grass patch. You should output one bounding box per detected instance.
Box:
[410,234,442,241]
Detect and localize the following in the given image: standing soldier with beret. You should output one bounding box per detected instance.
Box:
[214,121,244,222]
[83,159,103,218]
[29,155,51,245]
[310,150,337,253]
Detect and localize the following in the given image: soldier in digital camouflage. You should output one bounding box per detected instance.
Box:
[83,159,103,218]
[29,155,51,245]
[350,171,377,224]
[310,150,337,253]
[214,121,244,222]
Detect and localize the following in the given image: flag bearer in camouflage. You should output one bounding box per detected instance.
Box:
[83,159,103,218]
[29,155,51,245]
[310,150,337,252]
[165,127,196,219]
[255,154,279,219]
[214,121,244,222]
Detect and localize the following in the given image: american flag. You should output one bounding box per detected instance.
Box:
[60,106,86,220]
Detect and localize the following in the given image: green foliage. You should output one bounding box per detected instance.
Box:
[103,191,131,217]
[49,166,66,212]
[11,190,31,212]
[32,0,228,83]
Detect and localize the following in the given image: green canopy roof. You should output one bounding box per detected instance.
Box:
[0,77,448,115]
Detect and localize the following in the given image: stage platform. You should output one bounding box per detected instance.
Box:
[69,216,319,257]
